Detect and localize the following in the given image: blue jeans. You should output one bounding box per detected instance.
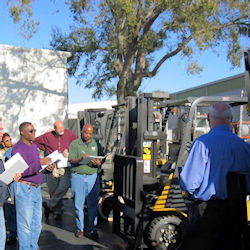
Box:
[71,173,99,233]
[0,206,6,250]
[13,182,42,250]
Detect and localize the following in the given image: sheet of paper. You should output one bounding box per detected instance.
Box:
[87,155,106,160]
[56,156,69,168]
[82,151,106,160]
[40,150,63,172]
[0,152,29,185]
[40,150,69,171]
[46,150,62,163]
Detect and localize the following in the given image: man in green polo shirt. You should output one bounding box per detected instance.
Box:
[69,123,102,240]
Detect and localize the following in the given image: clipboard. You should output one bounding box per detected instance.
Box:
[0,153,29,185]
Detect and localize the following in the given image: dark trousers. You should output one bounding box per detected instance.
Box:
[3,202,17,237]
[179,199,231,250]
[46,169,71,213]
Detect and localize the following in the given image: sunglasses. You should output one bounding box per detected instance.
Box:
[29,129,36,134]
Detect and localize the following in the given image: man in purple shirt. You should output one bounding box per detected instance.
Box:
[12,122,54,250]
[35,120,77,220]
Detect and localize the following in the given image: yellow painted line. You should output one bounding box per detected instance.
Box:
[247,198,250,221]
[151,173,173,209]
[156,196,168,199]
[151,207,188,217]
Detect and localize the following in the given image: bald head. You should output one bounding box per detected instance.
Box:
[54,120,65,136]
[208,102,233,128]
[82,123,94,143]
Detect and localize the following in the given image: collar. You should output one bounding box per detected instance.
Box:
[52,131,60,137]
[77,138,92,145]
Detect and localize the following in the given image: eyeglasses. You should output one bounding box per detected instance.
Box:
[29,129,36,134]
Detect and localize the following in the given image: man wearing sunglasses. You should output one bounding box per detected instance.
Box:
[11,122,54,250]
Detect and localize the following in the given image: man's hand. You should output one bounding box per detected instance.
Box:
[62,149,69,158]
[40,157,52,166]
[90,158,101,166]
[46,163,56,172]
[13,172,22,181]
[82,152,89,159]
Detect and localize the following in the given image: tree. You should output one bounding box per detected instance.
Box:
[50,0,249,103]
[6,0,39,39]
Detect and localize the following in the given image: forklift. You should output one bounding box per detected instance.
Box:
[111,92,248,249]
[71,89,249,249]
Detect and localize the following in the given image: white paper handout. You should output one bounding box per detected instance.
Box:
[82,151,106,160]
[0,152,29,185]
[40,150,69,172]
[87,155,106,160]
[56,155,69,169]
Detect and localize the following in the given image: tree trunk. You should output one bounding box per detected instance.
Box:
[117,78,126,103]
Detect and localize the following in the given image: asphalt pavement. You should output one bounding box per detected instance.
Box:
[6,183,129,250]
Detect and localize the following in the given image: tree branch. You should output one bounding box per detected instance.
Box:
[135,0,143,36]
[142,7,162,36]
[198,15,248,33]
[146,34,193,77]
[146,15,248,78]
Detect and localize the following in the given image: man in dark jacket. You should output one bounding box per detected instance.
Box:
[0,159,21,249]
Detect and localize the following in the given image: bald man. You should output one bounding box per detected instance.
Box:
[69,123,102,240]
[179,102,250,250]
[35,120,77,220]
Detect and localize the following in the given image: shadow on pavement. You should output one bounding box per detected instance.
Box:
[6,184,129,250]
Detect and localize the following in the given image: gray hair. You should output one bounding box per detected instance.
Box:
[209,102,233,123]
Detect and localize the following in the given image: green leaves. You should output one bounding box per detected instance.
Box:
[7,0,39,39]
[50,0,249,103]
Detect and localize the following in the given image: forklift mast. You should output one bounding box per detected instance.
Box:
[245,50,250,113]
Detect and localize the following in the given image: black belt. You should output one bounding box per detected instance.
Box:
[184,193,224,202]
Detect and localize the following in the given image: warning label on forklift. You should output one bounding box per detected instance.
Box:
[143,154,151,160]
[143,141,152,161]
[143,160,151,173]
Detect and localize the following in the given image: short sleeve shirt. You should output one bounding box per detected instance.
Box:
[69,138,98,175]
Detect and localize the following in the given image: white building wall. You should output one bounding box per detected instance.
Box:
[0,44,70,142]
[68,100,117,119]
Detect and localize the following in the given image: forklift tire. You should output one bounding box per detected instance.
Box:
[145,215,183,250]
[98,193,114,221]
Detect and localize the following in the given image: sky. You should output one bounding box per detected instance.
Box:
[0,0,249,104]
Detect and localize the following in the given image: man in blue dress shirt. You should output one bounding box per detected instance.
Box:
[179,102,250,250]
